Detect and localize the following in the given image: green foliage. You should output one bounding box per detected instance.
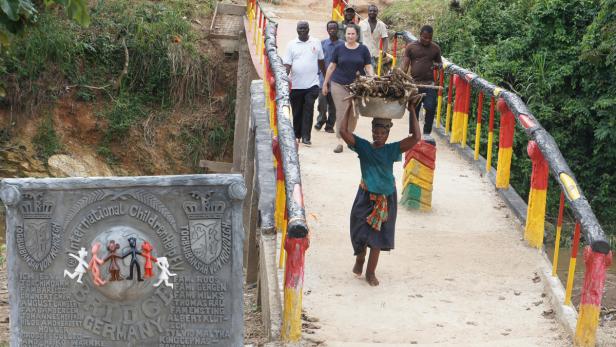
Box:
[101,94,147,141]
[0,0,89,43]
[431,0,616,236]
[1,0,232,169]
[33,114,61,160]
[381,0,449,34]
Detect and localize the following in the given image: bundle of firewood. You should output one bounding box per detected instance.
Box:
[348,68,437,105]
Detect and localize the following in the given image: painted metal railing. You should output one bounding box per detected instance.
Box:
[395,30,613,347]
[245,0,309,342]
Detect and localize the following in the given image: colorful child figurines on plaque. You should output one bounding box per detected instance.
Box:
[64,238,176,288]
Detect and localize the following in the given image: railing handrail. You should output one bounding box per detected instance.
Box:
[397,31,610,255]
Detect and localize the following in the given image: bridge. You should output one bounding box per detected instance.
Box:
[216,0,614,346]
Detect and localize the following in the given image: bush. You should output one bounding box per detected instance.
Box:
[431,0,616,236]
[33,115,62,160]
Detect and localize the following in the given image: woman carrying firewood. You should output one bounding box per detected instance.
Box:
[322,24,374,153]
[338,98,422,286]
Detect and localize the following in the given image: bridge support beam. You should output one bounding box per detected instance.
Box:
[575,247,613,346]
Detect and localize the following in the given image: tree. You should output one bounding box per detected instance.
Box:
[0,0,90,45]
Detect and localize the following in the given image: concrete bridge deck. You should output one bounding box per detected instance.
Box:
[250,1,613,345]
[299,118,566,346]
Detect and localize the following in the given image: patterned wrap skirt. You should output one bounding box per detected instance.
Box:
[350,187,398,255]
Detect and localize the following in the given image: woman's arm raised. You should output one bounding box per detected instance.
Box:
[399,102,422,153]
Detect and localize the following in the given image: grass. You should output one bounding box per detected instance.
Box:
[0,0,237,170]
[381,0,450,35]
[32,115,62,160]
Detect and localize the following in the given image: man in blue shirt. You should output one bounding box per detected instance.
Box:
[315,21,344,133]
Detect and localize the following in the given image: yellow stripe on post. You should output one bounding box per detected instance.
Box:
[436,95,443,129]
[524,188,547,248]
[495,147,512,188]
[282,288,303,340]
[461,112,469,148]
[445,100,452,134]
[564,257,577,305]
[474,123,482,160]
[552,192,565,277]
[486,131,494,172]
[565,222,581,306]
[576,304,601,347]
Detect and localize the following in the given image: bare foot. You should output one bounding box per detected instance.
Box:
[352,259,364,277]
[366,272,379,286]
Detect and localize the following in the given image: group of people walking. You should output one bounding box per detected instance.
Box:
[284,4,441,148]
[283,4,442,286]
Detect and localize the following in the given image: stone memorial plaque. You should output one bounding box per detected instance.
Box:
[0,175,246,347]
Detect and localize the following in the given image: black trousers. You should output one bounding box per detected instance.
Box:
[290,85,319,141]
[316,90,336,130]
[412,87,437,134]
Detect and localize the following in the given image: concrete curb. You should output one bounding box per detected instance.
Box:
[251,80,283,341]
[431,126,578,338]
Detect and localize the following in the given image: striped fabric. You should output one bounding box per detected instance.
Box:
[360,181,388,232]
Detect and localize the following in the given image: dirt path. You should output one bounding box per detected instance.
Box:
[299,116,569,346]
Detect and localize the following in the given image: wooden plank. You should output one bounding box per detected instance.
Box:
[198,160,233,173]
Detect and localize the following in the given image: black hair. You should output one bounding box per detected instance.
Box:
[345,24,360,35]
[420,25,433,34]
[326,20,339,29]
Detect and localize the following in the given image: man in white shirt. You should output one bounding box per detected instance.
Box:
[284,21,325,146]
[359,4,388,70]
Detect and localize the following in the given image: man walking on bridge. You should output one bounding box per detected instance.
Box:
[401,25,442,136]
[359,4,388,70]
[315,21,343,133]
[338,5,362,43]
[284,21,325,146]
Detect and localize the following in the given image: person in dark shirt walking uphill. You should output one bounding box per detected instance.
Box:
[322,24,373,153]
[315,21,344,133]
[401,25,443,136]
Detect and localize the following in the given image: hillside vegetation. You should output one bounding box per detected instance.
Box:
[0,0,235,175]
[384,0,615,241]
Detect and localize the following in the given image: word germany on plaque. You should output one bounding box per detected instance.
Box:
[0,174,247,347]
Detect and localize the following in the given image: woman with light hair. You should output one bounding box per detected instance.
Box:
[322,23,374,153]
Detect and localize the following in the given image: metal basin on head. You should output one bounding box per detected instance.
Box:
[357,97,407,119]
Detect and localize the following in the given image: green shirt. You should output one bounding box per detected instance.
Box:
[350,135,401,195]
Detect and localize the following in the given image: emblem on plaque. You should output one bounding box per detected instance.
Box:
[181,191,231,274]
[16,192,62,271]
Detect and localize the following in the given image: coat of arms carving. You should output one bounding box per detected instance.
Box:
[16,192,62,271]
[180,191,231,274]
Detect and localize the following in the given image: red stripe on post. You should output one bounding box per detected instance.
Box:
[488,96,495,132]
[463,80,471,115]
[571,222,581,259]
[497,98,515,148]
[476,92,484,124]
[580,247,613,306]
[527,141,548,190]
